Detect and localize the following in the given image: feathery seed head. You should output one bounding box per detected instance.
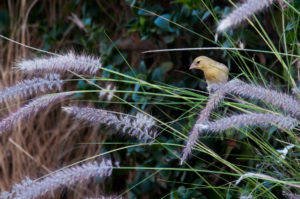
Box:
[63,106,157,143]
[217,0,275,32]
[180,87,227,164]
[17,52,101,75]
[0,159,113,199]
[282,192,300,199]
[201,113,297,134]
[235,172,277,186]
[181,79,300,164]
[210,79,300,117]
[99,84,117,101]
[0,74,62,106]
[0,92,73,135]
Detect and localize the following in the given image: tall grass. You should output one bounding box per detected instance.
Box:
[0,0,299,198]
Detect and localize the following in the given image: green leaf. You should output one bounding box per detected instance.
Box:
[139,61,147,74]
[132,83,141,102]
[154,14,171,31]
[201,11,211,21]
[163,35,176,43]
[139,16,146,26]
[152,67,163,82]
[160,61,173,73]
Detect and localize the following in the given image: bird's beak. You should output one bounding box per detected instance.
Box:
[189,63,197,70]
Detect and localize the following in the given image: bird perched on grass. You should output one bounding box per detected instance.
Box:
[190,56,229,88]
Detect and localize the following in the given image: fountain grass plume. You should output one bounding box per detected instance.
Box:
[0,159,113,199]
[236,172,300,189]
[181,87,227,164]
[181,79,300,164]
[210,79,300,117]
[16,52,101,75]
[283,192,300,199]
[99,84,116,101]
[0,92,73,134]
[199,113,297,134]
[217,0,274,32]
[236,172,277,186]
[63,106,157,143]
[0,74,62,105]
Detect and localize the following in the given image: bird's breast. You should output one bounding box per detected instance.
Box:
[204,68,228,85]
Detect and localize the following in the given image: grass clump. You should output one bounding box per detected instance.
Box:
[0,0,299,198]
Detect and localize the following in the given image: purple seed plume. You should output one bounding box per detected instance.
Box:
[181,85,227,164]
[201,113,297,133]
[0,92,73,134]
[63,106,157,143]
[0,159,113,199]
[0,74,62,105]
[217,0,274,32]
[210,79,300,117]
[17,52,101,75]
[181,79,300,164]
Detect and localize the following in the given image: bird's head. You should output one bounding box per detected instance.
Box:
[189,56,212,71]
[189,56,229,87]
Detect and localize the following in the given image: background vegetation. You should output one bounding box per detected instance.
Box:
[0,0,299,198]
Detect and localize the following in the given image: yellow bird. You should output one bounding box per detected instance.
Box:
[190,56,229,87]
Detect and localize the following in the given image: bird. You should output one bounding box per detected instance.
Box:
[190,56,229,88]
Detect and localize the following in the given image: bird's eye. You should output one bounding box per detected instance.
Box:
[196,61,201,64]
